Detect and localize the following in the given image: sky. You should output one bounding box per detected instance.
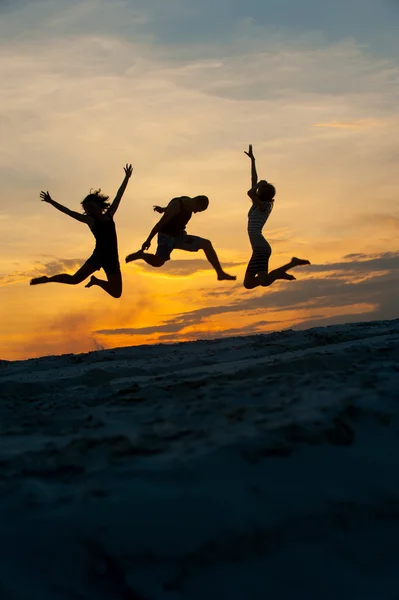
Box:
[1,0,399,360]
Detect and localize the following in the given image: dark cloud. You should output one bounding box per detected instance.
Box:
[155,320,290,343]
[344,253,370,260]
[96,251,399,339]
[0,0,13,10]
[155,310,378,342]
[0,0,54,14]
[34,257,85,276]
[125,0,399,53]
[4,0,398,59]
[98,321,187,336]
[294,311,377,330]
[307,251,399,273]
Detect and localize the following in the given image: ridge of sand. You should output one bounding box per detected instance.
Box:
[1,319,399,599]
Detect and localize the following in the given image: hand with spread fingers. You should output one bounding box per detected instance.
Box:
[124,163,133,178]
[40,191,53,203]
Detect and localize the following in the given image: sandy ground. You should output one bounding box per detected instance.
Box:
[1,319,399,599]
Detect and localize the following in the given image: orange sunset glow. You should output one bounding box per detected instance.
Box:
[1,0,399,360]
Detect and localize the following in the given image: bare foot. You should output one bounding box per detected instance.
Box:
[261,270,296,285]
[85,275,97,289]
[217,272,236,281]
[125,250,143,263]
[291,257,311,267]
[30,276,49,285]
[280,272,296,281]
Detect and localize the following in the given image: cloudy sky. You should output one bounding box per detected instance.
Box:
[1,0,398,359]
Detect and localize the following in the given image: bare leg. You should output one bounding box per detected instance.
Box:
[201,240,236,281]
[261,256,310,287]
[125,250,164,267]
[261,268,295,287]
[85,272,122,298]
[244,270,262,289]
[30,262,96,286]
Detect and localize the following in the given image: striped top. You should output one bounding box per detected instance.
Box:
[247,201,273,246]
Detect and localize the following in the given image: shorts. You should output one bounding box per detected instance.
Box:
[246,240,272,274]
[85,249,121,276]
[156,232,204,262]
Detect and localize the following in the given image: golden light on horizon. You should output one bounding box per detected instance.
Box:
[1,0,398,360]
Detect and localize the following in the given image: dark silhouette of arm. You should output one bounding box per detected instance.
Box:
[245,145,267,210]
[153,205,167,213]
[108,164,133,218]
[244,144,258,187]
[247,188,267,212]
[143,199,180,249]
[40,191,91,223]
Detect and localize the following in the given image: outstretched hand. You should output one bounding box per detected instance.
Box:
[124,164,133,178]
[244,144,254,159]
[40,190,53,203]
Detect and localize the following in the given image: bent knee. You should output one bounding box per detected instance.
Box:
[200,238,212,250]
[152,255,166,267]
[110,286,122,298]
[244,274,257,289]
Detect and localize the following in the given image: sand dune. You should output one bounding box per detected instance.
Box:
[1,319,399,599]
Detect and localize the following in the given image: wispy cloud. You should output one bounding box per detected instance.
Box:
[314,118,390,129]
[0,257,85,286]
[308,251,399,272]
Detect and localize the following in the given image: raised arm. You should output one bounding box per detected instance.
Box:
[107,163,133,218]
[244,144,258,188]
[247,188,266,211]
[40,191,91,223]
[142,199,180,250]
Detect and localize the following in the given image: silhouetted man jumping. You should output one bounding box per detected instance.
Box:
[125,195,236,281]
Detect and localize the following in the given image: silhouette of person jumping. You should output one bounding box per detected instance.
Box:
[30,164,133,298]
[125,195,236,281]
[244,145,310,289]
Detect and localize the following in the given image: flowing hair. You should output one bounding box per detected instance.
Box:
[81,189,111,213]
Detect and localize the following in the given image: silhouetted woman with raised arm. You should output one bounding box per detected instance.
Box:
[244,145,310,289]
[30,164,133,298]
